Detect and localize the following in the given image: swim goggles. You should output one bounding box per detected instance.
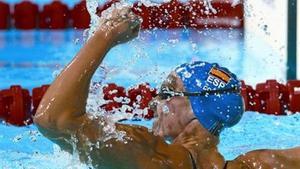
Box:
[158,86,240,100]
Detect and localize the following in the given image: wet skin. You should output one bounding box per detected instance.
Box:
[34,6,300,169]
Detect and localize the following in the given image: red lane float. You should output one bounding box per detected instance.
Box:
[3,0,245,30]
[132,2,159,29]
[32,85,50,116]
[101,83,125,112]
[14,1,39,29]
[132,0,244,29]
[101,83,156,119]
[0,0,244,29]
[240,81,262,112]
[127,83,157,119]
[71,0,90,29]
[0,1,10,29]
[140,4,161,29]
[156,0,188,29]
[287,80,300,113]
[0,86,31,126]
[256,80,288,115]
[1,80,299,126]
[210,1,243,28]
[103,83,126,100]
[187,0,243,29]
[0,92,6,119]
[39,1,69,29]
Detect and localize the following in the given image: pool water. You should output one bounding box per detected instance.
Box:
[0,29,299,169]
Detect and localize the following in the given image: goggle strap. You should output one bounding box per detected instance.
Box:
[182,87,240,97]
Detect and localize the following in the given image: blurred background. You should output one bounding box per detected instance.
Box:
[0,0,298,88]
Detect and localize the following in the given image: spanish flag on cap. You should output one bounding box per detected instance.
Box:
[209,67,231,83]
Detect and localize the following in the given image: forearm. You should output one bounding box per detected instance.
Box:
[34,30,113,128]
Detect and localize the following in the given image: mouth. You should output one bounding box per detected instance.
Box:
[152,118,161,136]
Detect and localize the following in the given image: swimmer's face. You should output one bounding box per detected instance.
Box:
[150,72,195,139]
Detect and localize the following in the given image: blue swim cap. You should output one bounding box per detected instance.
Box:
[175,61,244,135]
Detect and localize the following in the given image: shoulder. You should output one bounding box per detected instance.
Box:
[227,147,300,169]
[103,123,194,169]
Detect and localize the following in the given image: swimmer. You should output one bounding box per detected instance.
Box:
[34,6,300,169]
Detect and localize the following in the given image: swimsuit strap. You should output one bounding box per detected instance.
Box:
[224,161,228,169]
[188,151,198,169]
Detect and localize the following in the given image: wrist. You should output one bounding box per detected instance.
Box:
[94,28,115,47]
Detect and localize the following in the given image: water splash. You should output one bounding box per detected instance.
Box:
[85,0,220,38]
[203,0,217,14]
[80,0,236,167]
[86,0,100,39]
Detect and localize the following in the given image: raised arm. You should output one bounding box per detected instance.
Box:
[33,7,140,145]
[33,7,196,169]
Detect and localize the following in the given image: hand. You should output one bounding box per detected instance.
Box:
[98,5,141,47]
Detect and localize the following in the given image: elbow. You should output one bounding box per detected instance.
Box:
[33,113,43,125]
[33,100,49,126]
[33,108,73,132]
[33,110,50,129]
[33,105,56,130]
[33,102,57,129]
[33,111,61,135]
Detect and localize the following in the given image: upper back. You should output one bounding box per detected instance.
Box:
[75,121,195,169]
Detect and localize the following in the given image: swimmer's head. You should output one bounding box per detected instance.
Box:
[150,61,244,139]
[151,71,195,139]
